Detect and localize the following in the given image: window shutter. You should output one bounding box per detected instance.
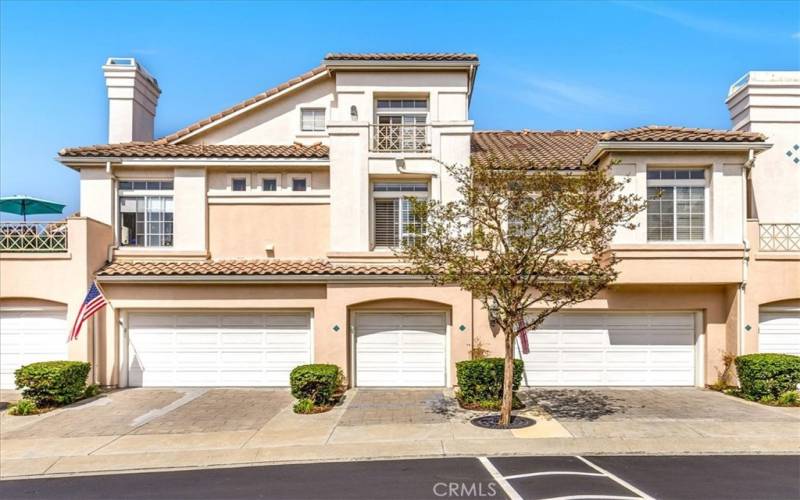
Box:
[374,199,399,247]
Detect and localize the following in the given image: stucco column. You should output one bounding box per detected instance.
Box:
[328,121,370,252]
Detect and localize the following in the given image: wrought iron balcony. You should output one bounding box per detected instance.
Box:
[759,223,800,252]
[370,124,431,153]
[0,221,68,252]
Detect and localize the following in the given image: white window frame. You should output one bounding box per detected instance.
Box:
[289,173,311,192]
[226,173,250,192]
[646,168,709,243]
[117,179,174,248]
[257,173,282,193]
[300,108,326,132]
[370,181,429,249]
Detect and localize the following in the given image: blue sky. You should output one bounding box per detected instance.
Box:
[1,0,798,218]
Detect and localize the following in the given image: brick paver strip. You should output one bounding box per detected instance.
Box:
[338,390,452,426]
[132,389,293,434]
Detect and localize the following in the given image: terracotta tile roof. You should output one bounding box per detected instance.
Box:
[324,53,479,62]
[96,259,411,277]
[601,126,765,143]
[155,65,328,144]
[59,143,329,159]
[471,130,603,169]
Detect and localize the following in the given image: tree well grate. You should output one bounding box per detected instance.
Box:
[470,415,535,429]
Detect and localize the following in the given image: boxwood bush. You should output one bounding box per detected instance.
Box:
[15,361,91,406]
[456,357,524,404]
[290,364,342,408]
[735,353,800,401]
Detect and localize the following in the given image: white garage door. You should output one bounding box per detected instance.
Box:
[355,312,447,387]
[0,309,68,389]
[759,310,800,355]
[128,312,311,387]
[518,312,696,386]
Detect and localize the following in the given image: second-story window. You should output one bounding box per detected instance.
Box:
[374,98,429,152]
[373,182,428,248]
[262,178,277,191]
[300,108,326,132]
[232,178,247,192]
[647,168,706,242]
[291,177,307,192]
[118,180,174,247]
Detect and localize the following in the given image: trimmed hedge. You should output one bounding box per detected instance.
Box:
[15,361,91,406]
[456,357,524,403]
[735,353,800,401]
[290,364,342,406]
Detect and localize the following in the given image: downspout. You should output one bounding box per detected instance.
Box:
[106,161,118,263]
[739,149,755,356]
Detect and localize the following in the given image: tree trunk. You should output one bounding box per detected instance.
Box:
[499,329,515,426]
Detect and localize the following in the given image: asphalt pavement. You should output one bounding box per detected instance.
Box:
[1,455,798,500]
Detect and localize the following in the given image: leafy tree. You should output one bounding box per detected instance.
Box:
[403,159,644,426]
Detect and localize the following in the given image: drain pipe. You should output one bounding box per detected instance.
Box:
[739,149,755,356]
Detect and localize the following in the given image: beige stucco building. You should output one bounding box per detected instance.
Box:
[1,54,798,390]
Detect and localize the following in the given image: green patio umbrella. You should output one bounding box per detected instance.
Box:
[0,195,65,222]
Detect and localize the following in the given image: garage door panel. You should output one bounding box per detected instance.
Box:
[355,313,446,387]
[759,311,800,355]
[1,310,69,389]
[520,312,695,387]
[128,312,311,387]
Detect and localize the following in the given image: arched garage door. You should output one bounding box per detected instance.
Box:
[354,312,447,387]
[759,309,800,355]
[0,309,68,389]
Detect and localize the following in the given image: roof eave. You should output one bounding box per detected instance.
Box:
[583,141,772,165]
[324,60,478,70]
[96,273,427,284]
[57,156,329,169]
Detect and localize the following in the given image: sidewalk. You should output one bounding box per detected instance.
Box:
[1,387,798,479]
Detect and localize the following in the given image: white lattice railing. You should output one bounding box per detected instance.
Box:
[759,223,800,252]
[0,222,68,252]
[371,124,430,153]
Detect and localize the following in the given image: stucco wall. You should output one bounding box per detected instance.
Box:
[209,204,330,259]
[186,78,336,146]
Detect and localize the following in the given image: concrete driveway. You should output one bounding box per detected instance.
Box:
[1,386,798,478]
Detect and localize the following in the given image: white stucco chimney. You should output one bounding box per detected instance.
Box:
[102,57,161,143]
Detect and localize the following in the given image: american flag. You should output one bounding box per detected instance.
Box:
[517,317,530,354]
[68,282,107,341]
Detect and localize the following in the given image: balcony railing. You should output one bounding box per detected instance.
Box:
[371,124,431,153]
[759,223,800,252]
[0,221,68,252]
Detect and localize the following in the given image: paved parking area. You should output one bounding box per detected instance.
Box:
[132,389,292,434]
[2,389,184,439]
[338,389,454,426]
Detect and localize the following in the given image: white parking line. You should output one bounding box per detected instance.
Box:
[504,471,605,480]
[477,456,523,500]
[576,456,654,500]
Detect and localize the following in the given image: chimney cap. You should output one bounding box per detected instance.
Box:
[103,57,159,89]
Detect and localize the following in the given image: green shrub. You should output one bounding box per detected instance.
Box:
[8,398,38,416]
[777,390,799,406]
[15,361,91,406]
[456,357,524,404]
[290,364,342,406]
[735,354,800,401]
[293,398,315,414]
[83,384,101,398]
